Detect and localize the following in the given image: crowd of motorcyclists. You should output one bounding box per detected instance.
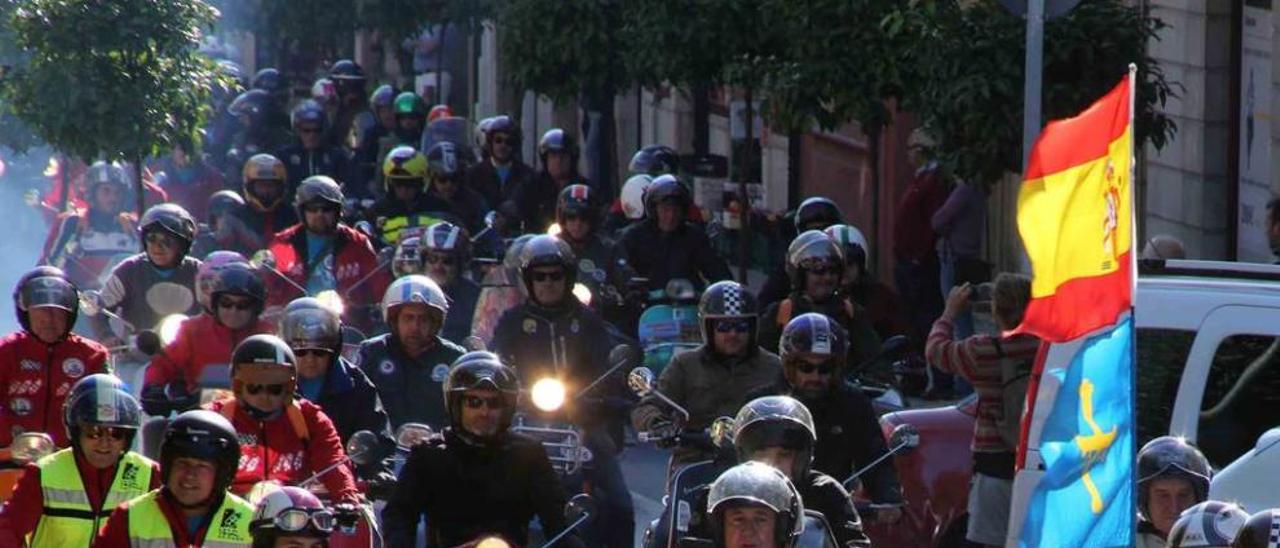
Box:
[0,52,1259,548]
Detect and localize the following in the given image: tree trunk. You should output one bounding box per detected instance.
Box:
[693,84,710,155]
[868,125,881,272]
[57,154,70,213]
[737,88,754,282]
[436,23,447,107]
[133,154,145,219]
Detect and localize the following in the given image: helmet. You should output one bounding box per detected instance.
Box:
[311,78,337,106]
[780,312,849,387]
[64,373,127,414]
[504,233,537,272]
[280,297,341,354]
[241,154,287,209]
[209,262,266,315]
[383,145,428,190]
[328,59,365,95]
[707,461,804,548]
[620,174,654,220]
[369,84,396,111]
[643,174,691,221]
[824,224,869,274]
[161,410,240,496]
[196,251,247,312]
[698,281,759,353]
[539,128,579,164]
[733,396,817,480]
[381,274,449,327]
[207,190,246,222]
[13,267,70,332]
[293,175,344,220]
[139,203,197,252]
[290,99,327,131]
[486,115,521,148]
[228,89,272,122]
[443,354,520,439]
[629,145,679,176]
[1167,501,1248,548]
[476,116,496,154]
[427,104,453,123]
[423,221,471,263]
[231,334,297,398]
[426,142,466,182]
[85,161,131,196]
[16,273,78,339]
[1138,436,1212,522]
[250,484,333,540]
[556,184,595,227]
[64,380,141,446]
[794,197,844,232]
[251,68,285,96]
[786,230,845,290]
[393,92,427,118]
[518,235,577,299]
[1232,509,1280,548]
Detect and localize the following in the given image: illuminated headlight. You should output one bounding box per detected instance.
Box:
[531,378,567,412]
[572,283,592,306]
[158,314,188,346]
[547,223,562,237]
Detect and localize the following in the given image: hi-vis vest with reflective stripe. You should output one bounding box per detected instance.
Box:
[31,448,154,548]
[126,489,254,547]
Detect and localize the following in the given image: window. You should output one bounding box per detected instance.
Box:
[1136,328,1195,448]
[1197,335,1280,468]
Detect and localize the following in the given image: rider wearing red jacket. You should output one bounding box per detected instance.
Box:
[0,268,108,448]
[141,263,273,416]
[210,334,359,504]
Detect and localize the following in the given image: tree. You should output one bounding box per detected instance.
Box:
[0,0,38,154]
[898,0,1178,185]
[2,0,221,215]
[212,0,356,72]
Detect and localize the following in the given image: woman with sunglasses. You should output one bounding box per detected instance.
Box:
[209,334,360,504]
[0,377,158,547]
[748,313,906,527]
[249,485,334,548]
[91,203,204,349]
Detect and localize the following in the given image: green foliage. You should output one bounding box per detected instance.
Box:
[498,0,632,102]
[358,0,494,44]
[212,0,356,62]
[900,0,1179,184]
[2,0,220,162]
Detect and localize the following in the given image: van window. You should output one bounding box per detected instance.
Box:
[1198,335,1280,468]
[1137,328,1195,447]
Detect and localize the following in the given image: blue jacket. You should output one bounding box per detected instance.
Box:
[356,334,466,429]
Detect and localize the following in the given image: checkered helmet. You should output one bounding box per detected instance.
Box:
[698,281,758,349]
[1225,508,1280,548]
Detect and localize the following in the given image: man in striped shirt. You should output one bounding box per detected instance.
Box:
[925,272,1040,547]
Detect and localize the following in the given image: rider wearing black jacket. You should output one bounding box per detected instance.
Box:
[383,355,584,548]
[617,176,731,292]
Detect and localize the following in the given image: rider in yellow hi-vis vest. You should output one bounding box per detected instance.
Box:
[0,375,158,547]
[95,410,252,548]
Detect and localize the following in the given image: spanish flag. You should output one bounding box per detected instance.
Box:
[1015,75,1133,343]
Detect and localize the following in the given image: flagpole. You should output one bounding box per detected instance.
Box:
[1127,61,1139,539]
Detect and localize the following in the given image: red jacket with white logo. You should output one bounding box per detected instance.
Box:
[0,331,107,447]
[143,313,275,392]
[265,224,390,311]
[207,397,359,503]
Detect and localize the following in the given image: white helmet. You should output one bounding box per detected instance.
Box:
[620,174,655,220]
[381,274,449,325]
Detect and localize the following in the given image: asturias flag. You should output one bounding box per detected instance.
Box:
[1015,75,1133,343]
[1018,317,1134,547]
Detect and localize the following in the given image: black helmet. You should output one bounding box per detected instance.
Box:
[279,297,342,354]
[538,128,579,164]
[779,313,849,393]
[64,379,142,446]
[228,88,273,124]
[824,224,869,276]
[209,263,266,314]
[698,281,758,352]
[139,203,197,253]
[707,461,804,548]
[733,396,817,480]
[486,115,522,148]
[643,174,691,221]
[785,230,844,290]
[231,334,298,399]
[794,197,844,233]
[369,84,396,112]
[13,267,71,333]
[15,272,78,339]
[423,221,471,263]
[518,235,577,300]
[329,59,364,81]
[1138,436,1211,522]
[1167,501,1248,548]
[555,184,596,227]
[208,190,246,222]
[251,68,285,96]
[1231,509,1280,548]
[161,410,241,496]
[426,141,466,182]
[443,354,520,441]
[293,175,344,220]
[290,99,327,131]
[629,144,679,176]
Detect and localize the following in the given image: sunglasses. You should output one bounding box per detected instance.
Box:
[257,507,336,534]
[793,361,836,375]
[82,425,130,441]
[561,213,588,223]
[463,395,505,410]
[295,348,332,358]
[218,298,255,311]
[297,127,322,135]
[714,319,751,333]
[426,254,456,266]
[808,266,841,276]
[145,232,178,248]
[492,136,510,145]
[304,204,339,214]
[245,383,286,396]
[531,270,565,282]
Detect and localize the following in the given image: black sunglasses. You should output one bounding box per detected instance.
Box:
[295,348,332,358]
[714,319,751,333]
[82,425,130,441]
[245,383,286,396]
[218,298,255,311]
[304,204,339,214]
[531,271,565,282]
[793,361,836,375]
[463,395,505,410]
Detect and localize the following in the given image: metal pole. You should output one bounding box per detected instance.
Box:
[1022,0,1045,172]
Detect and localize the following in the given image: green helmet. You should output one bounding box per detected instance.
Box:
[394,92,426,117]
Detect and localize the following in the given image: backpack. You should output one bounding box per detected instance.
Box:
[992,337,1033,451]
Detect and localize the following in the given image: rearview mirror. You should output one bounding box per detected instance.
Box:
[462,336,487,352]
[11,432,54,464]
[628,367,655,397]
[664,279,696,301]
[484,210,497,229]
[565,493,597,523]
[346,430,379,465]
[889,423,921,450]
[135,330,162,356]
[78,290,103,317]
[394,423,434,448]
[609,345,639,371]
[709,416,736,448]
[250,249,277,270]
[354,220,376,239]
[881,335,910,356]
